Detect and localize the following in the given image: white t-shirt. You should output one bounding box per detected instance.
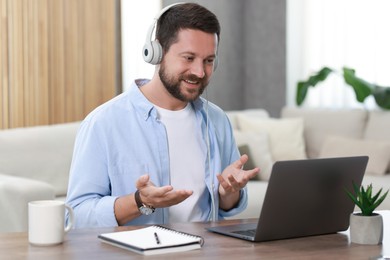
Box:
[155,104,208,223]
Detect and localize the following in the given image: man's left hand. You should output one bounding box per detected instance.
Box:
[217,154,259,210]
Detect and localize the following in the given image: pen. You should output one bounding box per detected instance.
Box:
[154,232,160,244]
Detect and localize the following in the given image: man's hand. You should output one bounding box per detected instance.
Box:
[114,174,192,225]
[217,154,259,210]
[136,174,193,208]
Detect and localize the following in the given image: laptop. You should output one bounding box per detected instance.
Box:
[206,156,368,242]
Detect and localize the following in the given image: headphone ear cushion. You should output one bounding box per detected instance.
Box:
[143,40,163,65]
[142,41,162,64]
[150,41,163,65]
[142,42,154,63]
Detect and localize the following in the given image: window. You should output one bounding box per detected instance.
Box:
[287,0,390,109]
[121,0,161,92]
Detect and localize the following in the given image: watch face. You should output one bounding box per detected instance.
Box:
[140,206,154,215]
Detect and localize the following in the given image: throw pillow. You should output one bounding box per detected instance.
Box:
[226,109,270,130]
[364,110,390,173]
[236,115,307,162]
[281,107,367,159]
[237,144,256,170]
[319,136,390,176]
[234,130,273,181]
[364,111,390,140]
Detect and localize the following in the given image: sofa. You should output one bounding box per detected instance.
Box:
[0,122,80,232]
[227,107,390,219]
[1,106,390,232]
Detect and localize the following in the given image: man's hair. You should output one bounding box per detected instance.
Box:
[156,3,220,53]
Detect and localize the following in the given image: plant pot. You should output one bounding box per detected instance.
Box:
[349,213,383,245]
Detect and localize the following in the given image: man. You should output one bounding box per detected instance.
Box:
[66,2,259,228]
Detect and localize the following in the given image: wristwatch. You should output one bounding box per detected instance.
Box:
[134,190,155,215]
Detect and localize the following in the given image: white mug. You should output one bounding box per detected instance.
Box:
[28,200,74,246]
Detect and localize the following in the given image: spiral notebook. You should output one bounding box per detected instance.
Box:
[98,225,204,255]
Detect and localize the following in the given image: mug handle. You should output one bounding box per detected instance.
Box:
[64,204,74,233]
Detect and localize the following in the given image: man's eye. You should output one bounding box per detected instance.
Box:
[206,59,214,64]
[185,56,194,61]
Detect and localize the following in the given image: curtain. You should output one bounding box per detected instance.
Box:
[121,0,161,92]
[287,0,390,109]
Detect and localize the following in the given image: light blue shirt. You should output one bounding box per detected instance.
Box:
[66,79,247,228]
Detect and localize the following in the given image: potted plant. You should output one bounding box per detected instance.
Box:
[296,67,390,110]
[345,182,389,244]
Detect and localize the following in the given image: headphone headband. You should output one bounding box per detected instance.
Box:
[142,2,218,71]
[142,3,184,65]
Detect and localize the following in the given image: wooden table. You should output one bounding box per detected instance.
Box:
[1,211,389,259]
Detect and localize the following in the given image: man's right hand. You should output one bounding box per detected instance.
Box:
[135,174,193,208]
[114,174,192,225]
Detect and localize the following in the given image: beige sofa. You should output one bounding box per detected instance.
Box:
[0,122,80,232]
[228,107,390,219]
[1,106,390,232]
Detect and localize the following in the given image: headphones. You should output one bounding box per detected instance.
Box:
[142,2,218,71]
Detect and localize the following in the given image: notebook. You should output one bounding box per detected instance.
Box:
[98,225,204,255]
[207,156,368,242]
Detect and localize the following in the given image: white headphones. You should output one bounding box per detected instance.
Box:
[142,2,218,71]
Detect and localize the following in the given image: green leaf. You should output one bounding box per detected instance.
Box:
[296,82,309,106]
[345,188,359,207]
[296,67,333,106]
[345,182,389,216]
[309,67,333,84]
[342,67,373,102]
[370,187,382,203]
[296,66,390,110]
[372,86,390,109]
[352,182,360,194]
[371,190,389,210]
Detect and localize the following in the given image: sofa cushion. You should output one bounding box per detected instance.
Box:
[236,115,307,162]
[0,174,55,232]
[226,180,269,219]
[0,122,80,196]
[226,109,269,130]
[281,107,368,159]
[237,144,256,170]
[364,110,390,140]
[364,110,390,172]
[234,130,273,181]
[319,136,390,176]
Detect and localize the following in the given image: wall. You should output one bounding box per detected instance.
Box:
[163,0,286,117]
[0,0,121,129]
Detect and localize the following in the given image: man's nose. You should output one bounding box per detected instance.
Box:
[189,61,205,79]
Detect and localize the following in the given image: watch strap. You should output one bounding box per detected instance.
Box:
[134,190,155,214]
[134,189,144,208]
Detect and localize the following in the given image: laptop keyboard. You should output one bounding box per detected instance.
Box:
[232,229,256,237]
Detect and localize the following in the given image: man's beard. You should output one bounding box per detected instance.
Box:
[159,63,208,102]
